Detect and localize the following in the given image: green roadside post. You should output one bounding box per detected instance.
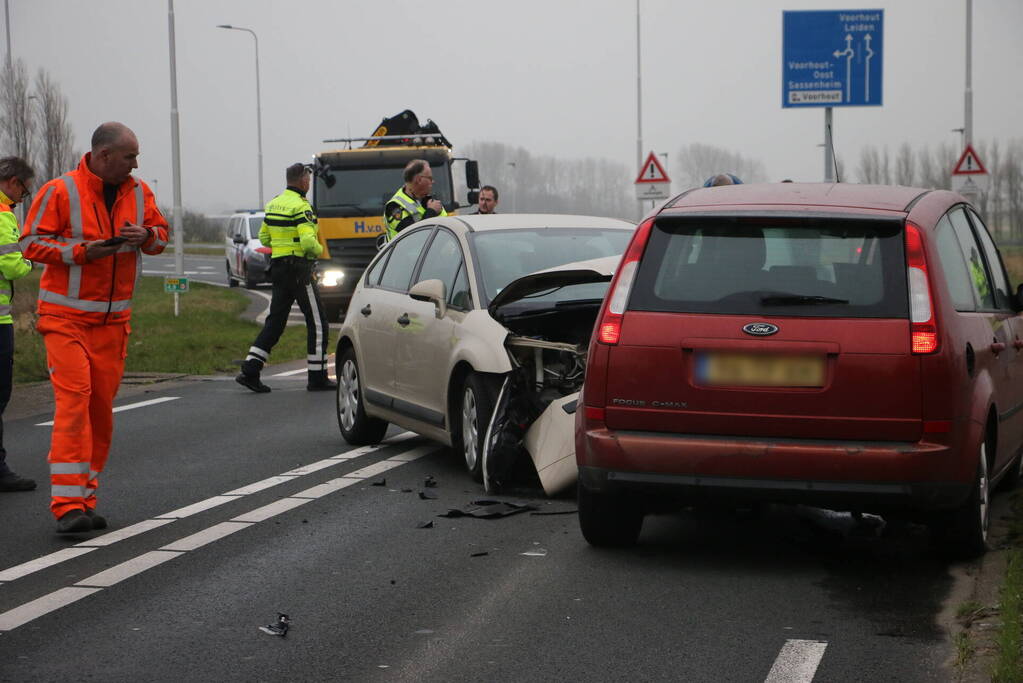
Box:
[164,276,189,317]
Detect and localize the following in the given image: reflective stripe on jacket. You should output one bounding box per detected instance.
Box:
[0,194,32,324]
[260,188,322,259]
[383,186,447,241]
[20,153,169,324]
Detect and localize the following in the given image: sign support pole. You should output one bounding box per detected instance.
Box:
[824,107,834,183]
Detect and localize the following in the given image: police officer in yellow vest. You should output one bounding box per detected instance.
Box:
[237,163,336,393]
[383,159,447,241]
[0,157,35,491]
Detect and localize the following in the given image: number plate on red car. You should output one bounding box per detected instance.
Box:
[696,352,824,387]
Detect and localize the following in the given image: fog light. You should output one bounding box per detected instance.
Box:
[321,269,344,287]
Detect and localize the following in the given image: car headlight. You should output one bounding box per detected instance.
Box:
[320,269,344,287]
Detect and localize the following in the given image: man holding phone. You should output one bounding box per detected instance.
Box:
[21,122,168,534]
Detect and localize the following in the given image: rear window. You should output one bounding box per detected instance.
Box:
[629,215,908,318]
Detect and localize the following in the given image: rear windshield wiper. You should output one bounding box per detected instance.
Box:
[760,294,849,305]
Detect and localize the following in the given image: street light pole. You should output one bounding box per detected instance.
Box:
[168,1,184,316]
[217,24,263,208]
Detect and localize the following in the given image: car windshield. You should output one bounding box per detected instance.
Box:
[629,215,908,318]
[248,216,263,239]
[471,228,632,307]
[313,164,452,216]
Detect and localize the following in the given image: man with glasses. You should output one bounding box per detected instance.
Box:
[0,157,35,492]
[383,159,446,242]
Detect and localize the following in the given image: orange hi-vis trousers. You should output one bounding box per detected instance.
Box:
[38,316,128,519]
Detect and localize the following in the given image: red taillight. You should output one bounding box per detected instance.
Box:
[585,406,606,422]
[596,217,655,345]
[905,222,939,354]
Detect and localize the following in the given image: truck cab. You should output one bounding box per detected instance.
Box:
[312,141,479,321]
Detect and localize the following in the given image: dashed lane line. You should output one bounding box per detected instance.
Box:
[0,432,416,584]
[764,639,828,682]
[35,396,181,426]
[0,442,436,632]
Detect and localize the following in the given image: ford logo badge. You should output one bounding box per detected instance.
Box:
[743,322,778,336]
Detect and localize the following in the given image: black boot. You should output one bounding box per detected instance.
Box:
[307,370,337,391]
[237,359,270,393]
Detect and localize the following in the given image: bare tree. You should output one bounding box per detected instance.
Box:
[33,68,76,179]
[675,143,766,187]
[857,145,881,183]
[894,143,915,186]
[0,58,34,160]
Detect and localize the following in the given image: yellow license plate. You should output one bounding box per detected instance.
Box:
[698,352,824,387]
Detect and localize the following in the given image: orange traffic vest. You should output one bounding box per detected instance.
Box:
[20,154,169,324]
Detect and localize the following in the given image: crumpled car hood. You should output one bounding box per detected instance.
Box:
[486,254,621,317]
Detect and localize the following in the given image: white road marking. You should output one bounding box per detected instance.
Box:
[155,495,238,519]
[36,396,181,426]
[76,550,184,588]
[764,639,828,683]
[281,460,346,476]
[0,587,101,631]
[77,519,176,547]
[0,442,435,632]
[160,521,253,552]
[0,432,416,586]
[0,548,97,582]
[291,477,361,499]
[230,497,312,523]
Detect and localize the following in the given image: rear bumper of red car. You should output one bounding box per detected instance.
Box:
[577,428,972,512]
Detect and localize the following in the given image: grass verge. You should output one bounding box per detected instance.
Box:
[12,271,329,383]
[992,548,1023,681]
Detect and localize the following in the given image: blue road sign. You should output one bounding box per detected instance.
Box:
[783,9,883,108]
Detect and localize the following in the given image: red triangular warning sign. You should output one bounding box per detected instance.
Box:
[635,152,671,184]
[952,144,988,175]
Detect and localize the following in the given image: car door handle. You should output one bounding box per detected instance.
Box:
[991,341,1006,355]
[397,313,410,327]
[360,304,372,317]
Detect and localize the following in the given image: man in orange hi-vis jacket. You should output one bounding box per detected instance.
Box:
[21,122,168,534]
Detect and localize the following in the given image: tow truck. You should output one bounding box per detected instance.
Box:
[311,111,480,320]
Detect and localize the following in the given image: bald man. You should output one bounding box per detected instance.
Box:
[22,122,169,534]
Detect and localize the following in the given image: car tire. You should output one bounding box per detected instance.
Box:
[244,265,259,289]
[577,484,644,547]
[226,260,238,287]
[931,442,990,560]
[336,346,388,445]
[454,373,497,482]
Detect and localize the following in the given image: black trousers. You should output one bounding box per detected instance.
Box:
[243,257,329,377]
[0,324,12,475]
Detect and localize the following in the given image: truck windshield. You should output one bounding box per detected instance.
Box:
[314,163,452,216]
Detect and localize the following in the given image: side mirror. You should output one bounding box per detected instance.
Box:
[467,189,480,206]
[409,278,447,318]
[465,160,480,189]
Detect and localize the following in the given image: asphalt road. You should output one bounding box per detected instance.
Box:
[0,355,961,681]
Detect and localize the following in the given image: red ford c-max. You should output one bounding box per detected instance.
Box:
[577,183,1023,557]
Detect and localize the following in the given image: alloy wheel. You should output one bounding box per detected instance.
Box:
[462,388,478,470]
[338,359,359,431]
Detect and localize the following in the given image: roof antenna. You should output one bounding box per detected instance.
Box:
[824,109,840,183]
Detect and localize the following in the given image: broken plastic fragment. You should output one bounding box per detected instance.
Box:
[416,521,434,529]
[438,499,537,519]
[520,548,548,557]
[419,489,438,500]
[470,551,489,557]
[424,475,437,488]
[371,478,386,487]
[259,613,290,637]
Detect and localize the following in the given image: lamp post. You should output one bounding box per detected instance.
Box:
[216,24,263,208]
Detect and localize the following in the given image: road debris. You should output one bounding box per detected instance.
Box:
[259,613,291,637]
[470,551,489,557]
[424,475,437,488]
[371,478,387,487]
[416,521,434,529]
[419,489,438,500]
[439,499,537,519]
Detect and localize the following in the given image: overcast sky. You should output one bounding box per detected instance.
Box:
[9,0,1022,214]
